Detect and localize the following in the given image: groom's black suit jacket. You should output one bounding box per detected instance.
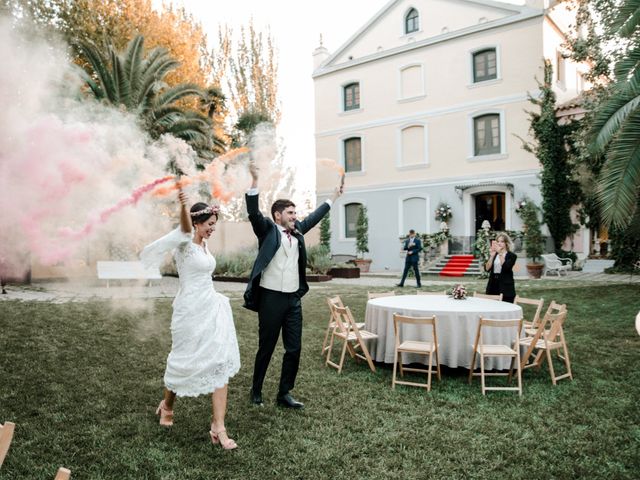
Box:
[243,193,330,312]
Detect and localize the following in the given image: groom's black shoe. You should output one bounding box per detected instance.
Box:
[250,389,264,406]
[276,393,304,409]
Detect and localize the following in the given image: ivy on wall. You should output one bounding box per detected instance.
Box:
[522,60,581,251]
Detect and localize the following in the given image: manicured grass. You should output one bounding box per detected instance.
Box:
[1,283,639,479]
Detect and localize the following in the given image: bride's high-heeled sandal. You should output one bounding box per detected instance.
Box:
[209,427,237,450]
[155,400,174,427]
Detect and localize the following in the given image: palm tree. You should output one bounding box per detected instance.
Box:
[589,0,640,228]
[76,35,225,161]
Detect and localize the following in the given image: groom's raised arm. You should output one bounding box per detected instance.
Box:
[298,181,344,234]
[246,162,269,236]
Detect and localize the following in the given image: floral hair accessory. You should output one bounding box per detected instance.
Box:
[190,205,220,217]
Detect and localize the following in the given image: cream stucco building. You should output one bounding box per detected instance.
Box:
[313,0,589,271]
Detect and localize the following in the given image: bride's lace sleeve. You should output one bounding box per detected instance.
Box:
[140,227,192,268]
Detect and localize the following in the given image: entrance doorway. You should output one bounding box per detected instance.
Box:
[475,192,505,232]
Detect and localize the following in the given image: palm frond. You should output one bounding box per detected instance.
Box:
[110,49,130,108]
[154,84,206,108]
[614,45,640,80]
[597,111,640,228]
[613,0,640,37]
[590,87,640,153]
[124,35,145,105]
[75,39,117,104]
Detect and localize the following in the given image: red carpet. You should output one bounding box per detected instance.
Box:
[439,255,475,277]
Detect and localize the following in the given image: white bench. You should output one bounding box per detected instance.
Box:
[96,261,162,287]
[541,254,572,276]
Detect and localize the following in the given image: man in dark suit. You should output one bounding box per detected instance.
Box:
[244,163,343,409]
[397,229,423,288]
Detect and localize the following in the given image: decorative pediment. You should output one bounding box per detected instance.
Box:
[314,0,540,76]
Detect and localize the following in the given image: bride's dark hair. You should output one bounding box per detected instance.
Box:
[190,203,219,225]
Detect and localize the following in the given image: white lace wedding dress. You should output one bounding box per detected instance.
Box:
[141,228,240,396]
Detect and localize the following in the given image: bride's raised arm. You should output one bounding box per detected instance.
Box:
[178,190,191,235]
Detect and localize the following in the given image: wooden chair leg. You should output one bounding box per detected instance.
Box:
[54,467,71,480]
[546,348,557,385]
[468,350,477,384]
[562,343,573,380]
[479,353,486,395]
[325,334,336,367]
[321,319,332,356]
[434,347,441,381]
[337,340,349,374]
[398,351,404,377]
[392,350,399,389]
[359,339,376,373]
[426,351,433,392]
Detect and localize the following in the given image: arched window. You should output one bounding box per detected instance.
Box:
[400,65,423,99]
[405,8,419,34]
[473,48,497,83]
[343,137,362,172]
[402,197,427,233]
[343,82,360,111]
[474,114,500,156]
[344,203,362,238]
[400,125,426,166]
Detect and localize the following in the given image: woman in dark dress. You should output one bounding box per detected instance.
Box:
[484,232,517,303]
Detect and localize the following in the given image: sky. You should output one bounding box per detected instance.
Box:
[160,0,390,199]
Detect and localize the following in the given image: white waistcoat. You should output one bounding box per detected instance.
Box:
[260,234,300,292]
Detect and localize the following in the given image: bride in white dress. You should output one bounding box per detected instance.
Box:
[141,191,240,450]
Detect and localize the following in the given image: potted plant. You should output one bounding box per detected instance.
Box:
[353,205,372,272]
[516,199,545,278]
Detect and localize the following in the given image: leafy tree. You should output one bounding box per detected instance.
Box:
[1,0,215,90]
[320,215,331,248]
[213,21,281,126]
[522,60,581,251]
[355,205,369,258]
[517,200,545,264]
[77,35,222,163]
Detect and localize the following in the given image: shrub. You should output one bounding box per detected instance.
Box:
[306,244,332,274]
[214,249,257,277]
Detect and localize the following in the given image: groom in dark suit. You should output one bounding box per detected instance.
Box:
[397,229,423,288]
[244,163,343,409]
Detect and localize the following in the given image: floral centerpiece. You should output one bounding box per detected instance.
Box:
[435,203,453,222]
[450,284,467,300]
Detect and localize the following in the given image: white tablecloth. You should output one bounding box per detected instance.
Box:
[365,295,523,369]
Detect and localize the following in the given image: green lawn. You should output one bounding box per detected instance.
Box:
[1,282,639,479]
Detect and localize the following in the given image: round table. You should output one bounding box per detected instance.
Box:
[365,295,523,369]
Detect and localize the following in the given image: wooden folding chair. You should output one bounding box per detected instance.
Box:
[520,309,573,385]
[416,290,447,295]
[367,291,396,299]
[515,296,544,336]
[54,467,71,480]
[0,421,15,467]
[326,305,378,373]
[473,292,503,301]
[321,296,365,357]
[392,314,441,391]
[468,317,523,395]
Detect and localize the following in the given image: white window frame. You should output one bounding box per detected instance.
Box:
[338,134,365,175]
[396,122,429,170]
[397,62,426,102]
[467,109,507,161]
[400,6,422,38]
[340,200,366,242]
[339,80,362,114]
[468,45,502,87]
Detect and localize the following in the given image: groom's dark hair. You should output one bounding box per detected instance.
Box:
[271,199,296,220]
